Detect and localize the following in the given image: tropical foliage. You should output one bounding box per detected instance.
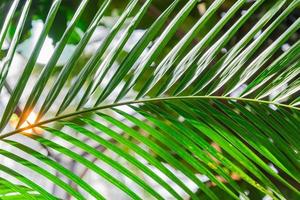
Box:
[0,0,299,199]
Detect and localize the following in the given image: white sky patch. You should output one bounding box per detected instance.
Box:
[1,39,9,49]
[263,195,273,200]
[268,163,278,174]
[124,29,145,52]
[269,83,288,102]
[281,43,291,52]
[221,48,228,53]
[269,104,278,111]
[241,10,247,15]
[17,20,75,65]
[230,84,247,98]
[254,30,262,39]
[178,116,185,122]
[17,20,54,64]
[87,27,145,54]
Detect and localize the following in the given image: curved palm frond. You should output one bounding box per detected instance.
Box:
[0,0,299,199]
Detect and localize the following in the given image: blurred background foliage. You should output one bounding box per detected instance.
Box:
[1,0,299,44]
[0,1,299,84]
[0,0,300,44]
[0,0,299,79]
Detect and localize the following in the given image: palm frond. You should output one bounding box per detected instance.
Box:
[0,0,299,199]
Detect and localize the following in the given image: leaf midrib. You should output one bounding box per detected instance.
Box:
[0,95,298,139]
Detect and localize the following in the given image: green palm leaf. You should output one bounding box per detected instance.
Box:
[0,0,299,199]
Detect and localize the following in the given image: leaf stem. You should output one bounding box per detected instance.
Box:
[0,96,298,139]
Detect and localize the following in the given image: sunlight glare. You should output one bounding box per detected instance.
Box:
[22,112,43,135]
[10,112,43,136]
